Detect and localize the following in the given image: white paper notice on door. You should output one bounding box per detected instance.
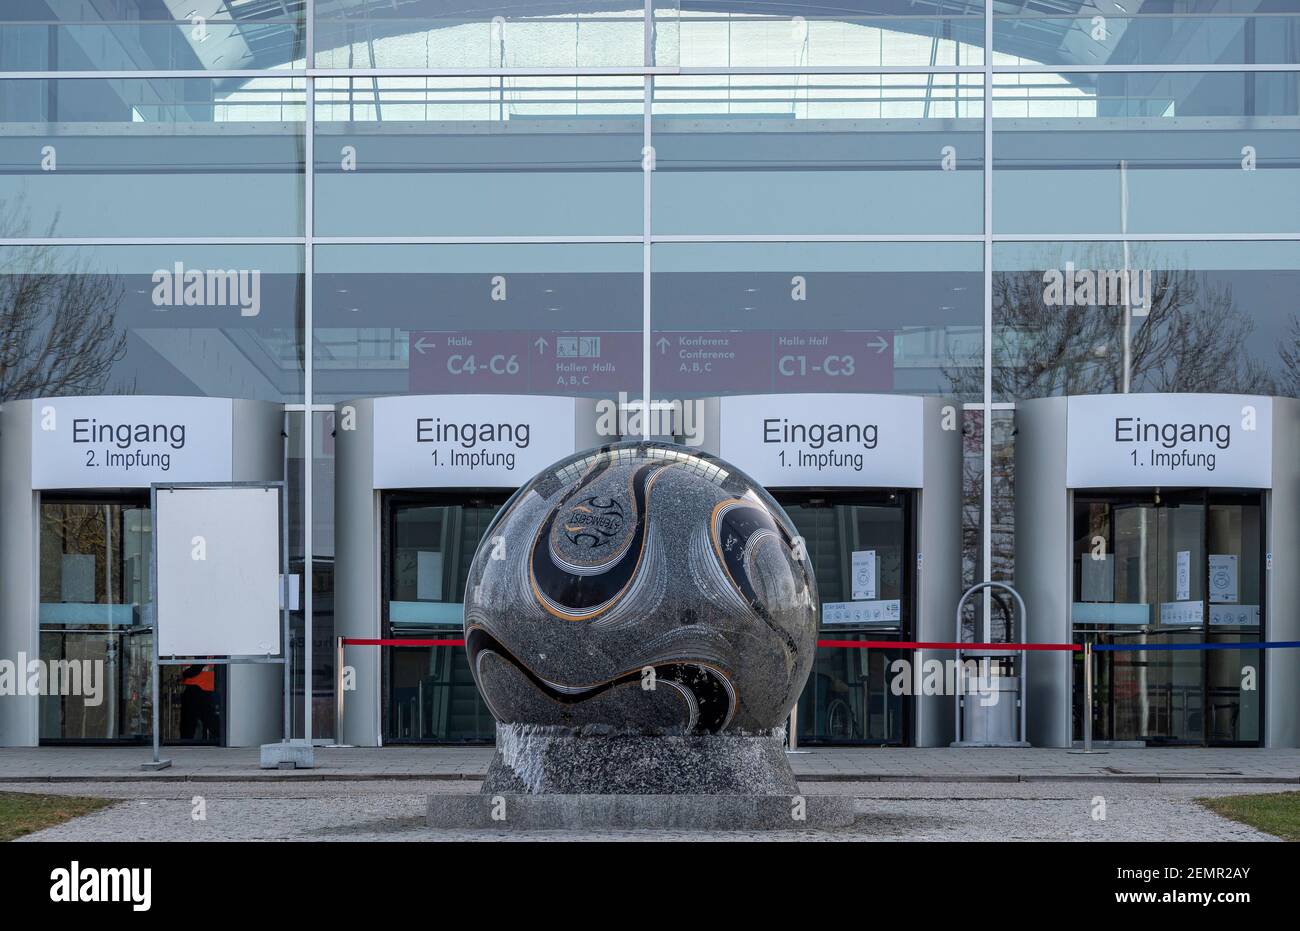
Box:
[1176,550,1191,601]
[1209,554,1239,604]
[851,550,877,601]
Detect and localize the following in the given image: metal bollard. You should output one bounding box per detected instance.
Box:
[335,636,345,747]
[1070,640,1106,753]
[1083,640,1093,753]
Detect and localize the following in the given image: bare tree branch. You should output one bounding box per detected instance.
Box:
[0,195,130,402]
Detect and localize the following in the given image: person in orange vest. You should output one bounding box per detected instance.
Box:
[179,663,219,741]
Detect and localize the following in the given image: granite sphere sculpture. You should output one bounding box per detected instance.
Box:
[464,441,818,736]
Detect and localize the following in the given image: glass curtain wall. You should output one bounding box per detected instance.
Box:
[4,0,1299,741]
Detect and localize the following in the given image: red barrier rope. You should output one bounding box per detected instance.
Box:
[341,637,1079,651]
[818,640,1080,651]
[343,638,465,646]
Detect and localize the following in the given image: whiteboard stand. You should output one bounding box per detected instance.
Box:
[142,617,171,771]
[143,482,305,770]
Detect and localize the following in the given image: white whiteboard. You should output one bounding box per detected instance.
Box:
[155,486,281,657]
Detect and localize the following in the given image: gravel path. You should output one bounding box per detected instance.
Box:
[8,779,1282,842]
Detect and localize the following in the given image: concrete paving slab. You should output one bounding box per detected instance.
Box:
[5,777,1288,842]
[1,745,1297,784]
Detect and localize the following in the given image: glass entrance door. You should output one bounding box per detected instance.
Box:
[1071,490,1263,746]
[38,497,224,744]
[382,493,503,743]
[777,492,913,746]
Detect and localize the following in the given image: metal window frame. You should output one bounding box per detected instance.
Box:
[4,7,1300,735]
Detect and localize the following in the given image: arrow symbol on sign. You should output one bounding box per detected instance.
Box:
[412,336,436,354]
[656,337,670,354]
[869,336,889,354]
[534,336,548,354]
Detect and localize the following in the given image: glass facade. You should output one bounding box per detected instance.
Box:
[383,495,502,741]
[3,0,1298,744]
[1071,491,1264,745]
[38,496,225,743]
[780,493,912,744]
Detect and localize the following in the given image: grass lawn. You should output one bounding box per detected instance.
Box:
[0,791,115,842]
[1200,791,1300,841]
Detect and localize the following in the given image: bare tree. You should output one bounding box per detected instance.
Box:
[946,243,1277,399]
[942,244,1280,627]
[0,197,129,402]
[1276,314,1300,400]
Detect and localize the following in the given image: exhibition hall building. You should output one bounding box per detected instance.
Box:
[1,0,1298,751]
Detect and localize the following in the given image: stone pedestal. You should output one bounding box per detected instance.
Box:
[426,724,857,831]
[427,793,856,831]
[483,723,798,795]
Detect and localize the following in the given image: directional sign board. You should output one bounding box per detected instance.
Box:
[652,329,894,394]
[409,329,895,396]
[407,330,640,395]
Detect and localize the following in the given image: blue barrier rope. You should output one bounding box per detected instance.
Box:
[1092,640,1300,652]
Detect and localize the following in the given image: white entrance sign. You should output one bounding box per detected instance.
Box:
[1176,550,1191,601]
[1065,394,1272,489]
[719,393,924,487]
[371,394,578,489]
[155,485,281,657]
[31,396,234,489]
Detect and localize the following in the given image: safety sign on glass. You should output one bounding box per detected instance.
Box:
[823,600,901,624]
[1160,601,1204,626]
[1209,604,1259,627]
